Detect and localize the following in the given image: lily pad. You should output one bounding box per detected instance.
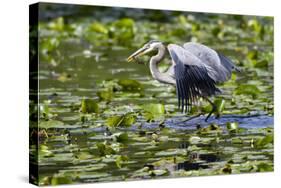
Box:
[106,113,136,128]
[235,84,261,99]
[89,22,108,34]
[150,169,168,176]
[254,134,273,148]
[39,120,64,129]
[155,149,185,157]
[97,90,113,102]
[214,98,225,116]
[142,103,165,121]
[231,137,243,144]
[39,145,54,158]
[80,98,99,113]
[256,162,273,172]
[112,132,129,143]
[74,152,93,160]
[115,155,129,168]
[117,79,143,92]
[96,142,117,156]
[78,172,110,179]
[51,175,72,185]
[226,122,239,133]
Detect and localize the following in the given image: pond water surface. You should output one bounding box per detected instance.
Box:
[30,6,274,185]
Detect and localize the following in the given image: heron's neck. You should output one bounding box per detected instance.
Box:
[149,45,175,85]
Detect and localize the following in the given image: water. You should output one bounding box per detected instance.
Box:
[30,6,274,185]
[33,44,273,185]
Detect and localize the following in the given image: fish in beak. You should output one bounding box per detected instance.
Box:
[127,46,153,63]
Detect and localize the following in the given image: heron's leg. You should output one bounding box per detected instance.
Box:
[180,112,204,123]
[204,97,218,122]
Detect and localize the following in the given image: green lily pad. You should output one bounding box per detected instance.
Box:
[254,134,273,148]
[214,98,225,116]
[235,84,261,99]
[114,18,134,28]
[39,120,64,129]
[131,167,151,178]
[89,22,108,34]
[96,142,117,156]
[39,145,54,158]
[78,172,110,179]
[112,132,129,143]
[231,137,243,144]
[74,152,93,160]
[142,103,165,121]
[117,79,143,92]
[65,163,106,172]
[51,175,72,185]
[48,17,64,31]
[226,122,239,133]
[254,59,269,68]
[115,155,129,168]
[106,113,136,128]
[39,100,52,119]
[150,169,168,176]
[97,90,113,102]
[256,162,273,172]
[155,149,185,157]
[80,98,99,113]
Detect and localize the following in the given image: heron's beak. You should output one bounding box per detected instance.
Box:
[127,47,152,62]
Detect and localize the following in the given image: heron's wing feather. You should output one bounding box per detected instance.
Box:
[217,52,241,73]
[168,44,202,66]
[183,42,238,82]
[167,44,220,113]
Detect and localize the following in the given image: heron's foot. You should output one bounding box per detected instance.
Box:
[215,113,221,119]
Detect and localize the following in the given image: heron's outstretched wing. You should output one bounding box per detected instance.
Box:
[167,44,220,113]
[183,42,237,82]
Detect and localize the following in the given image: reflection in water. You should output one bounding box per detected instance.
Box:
[176,161,208,171]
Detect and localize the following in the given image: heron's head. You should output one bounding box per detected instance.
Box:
[127,40,163,63]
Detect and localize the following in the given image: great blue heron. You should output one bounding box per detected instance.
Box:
[127,40,239,121]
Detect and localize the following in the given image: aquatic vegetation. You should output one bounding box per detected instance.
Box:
[106,113,137,128]
[97,89,113,102]
[226,122,239,133]
[80,98,99,113]
[30,4,274,186]
[142,103,166,122]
